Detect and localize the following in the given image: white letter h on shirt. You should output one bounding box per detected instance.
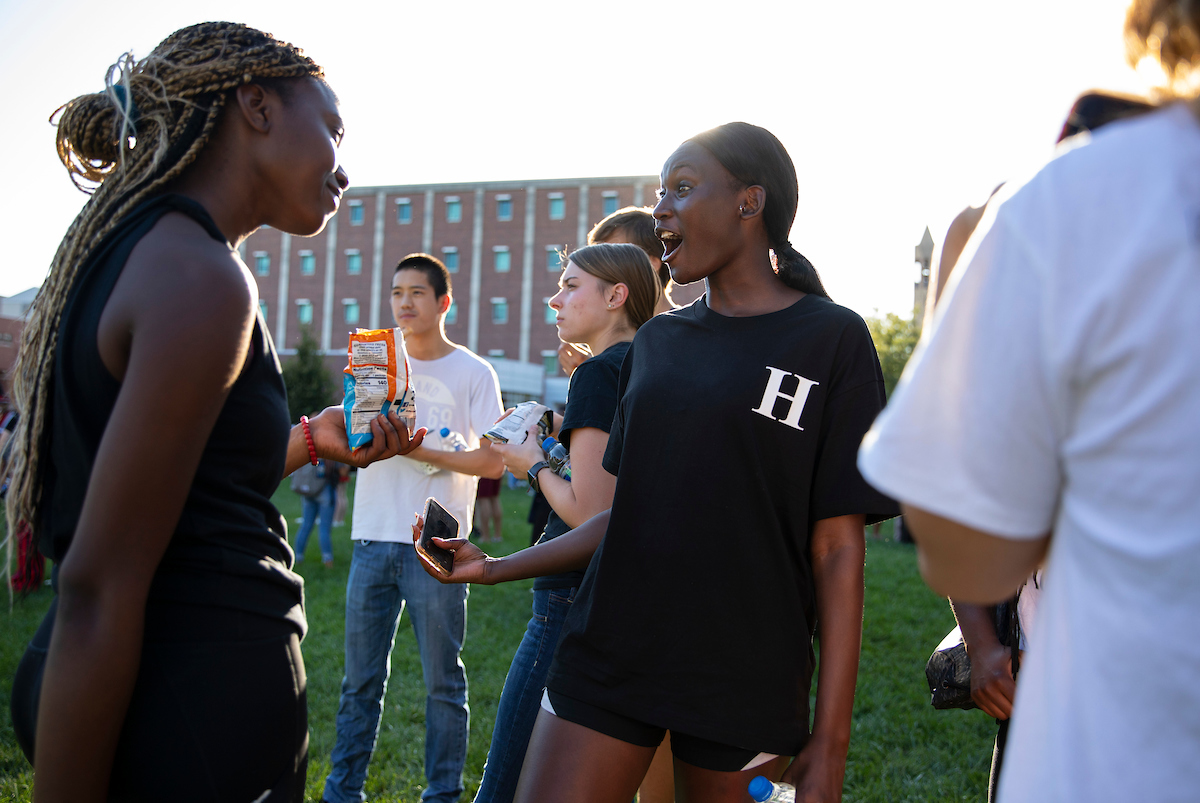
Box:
[751,366,819,431]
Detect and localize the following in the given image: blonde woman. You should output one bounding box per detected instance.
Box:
[446,242,660,803]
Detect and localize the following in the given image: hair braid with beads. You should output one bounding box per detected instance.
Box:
[3,22,323,584]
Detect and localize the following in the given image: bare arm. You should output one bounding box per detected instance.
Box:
[414,508,610,585]
[949,599,1014,719]
[904,504,1048,604]
[282,405,423,477]
[34,230,256,800]
[404,437,505,479]
[493,426,615,530]
[782,514,865,802]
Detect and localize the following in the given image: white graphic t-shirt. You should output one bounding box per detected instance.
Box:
[351,346,502,543]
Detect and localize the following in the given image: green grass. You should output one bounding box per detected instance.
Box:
[1,488,995,801]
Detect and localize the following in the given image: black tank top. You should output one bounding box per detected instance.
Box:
[41,194,303,641]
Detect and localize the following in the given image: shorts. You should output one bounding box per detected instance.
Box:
[541,689,778,773]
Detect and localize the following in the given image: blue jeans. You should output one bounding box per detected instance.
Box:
[473,587,576,803]
[294,483,335,563]
[324,541,470,803]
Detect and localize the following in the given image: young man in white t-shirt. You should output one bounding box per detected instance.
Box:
[324,254,504,803]
[858,94,1200,803]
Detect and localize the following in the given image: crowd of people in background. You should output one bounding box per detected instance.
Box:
[5,1,1200,801]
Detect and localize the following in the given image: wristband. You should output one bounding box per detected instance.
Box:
[300,416,319,465]
[527,461,550,494]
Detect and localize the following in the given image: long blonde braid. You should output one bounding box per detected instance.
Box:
[3,22,323,578]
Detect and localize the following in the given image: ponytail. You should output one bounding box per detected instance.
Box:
[774,240,830,299]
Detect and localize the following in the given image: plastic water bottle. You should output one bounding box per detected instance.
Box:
[412,428,443,475]
[439,428,468,451]
[411,428,468,475]
[540,436,572,481]
[748,776,795,803]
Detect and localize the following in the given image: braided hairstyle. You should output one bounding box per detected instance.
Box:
[4,22,323,570]
[688,123,830,299]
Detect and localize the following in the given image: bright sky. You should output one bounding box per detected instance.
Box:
[0,0,1155,319]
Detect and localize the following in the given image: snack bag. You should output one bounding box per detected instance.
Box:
[343,328,417,449]
[483,401,553,445]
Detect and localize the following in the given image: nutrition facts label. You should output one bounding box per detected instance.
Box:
[345,329,413,440]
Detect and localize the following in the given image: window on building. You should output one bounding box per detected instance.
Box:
[396,197,412,224]
[546,246,563,272]
[446,300,458,325]
[493,246,511,273]
[299,251,315,275]
[346,250,362,275]
[343,299,360,325]
[296,299,313,325]
[491,297,508,325]
[487,349,505,358]
[496,194,513,222]
[542,350,559,376]
[254,251,270,276]
[548,192,565,220]
[442,247,459,273]
[543,299,556,324]
[602,191,619,216]
[259,300,269,321]
[445,196,462,223]
[349,200,364,226]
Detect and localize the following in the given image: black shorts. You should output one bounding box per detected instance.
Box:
[542,689,779,773]
[11,597,308,802]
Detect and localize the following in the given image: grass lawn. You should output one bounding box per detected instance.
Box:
[2,484,996,801]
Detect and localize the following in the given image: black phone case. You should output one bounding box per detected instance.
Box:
[419,498,458,575]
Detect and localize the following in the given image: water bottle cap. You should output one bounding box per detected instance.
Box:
[747,776,774,802]
[542,436,558,450]
[440,427,451,437]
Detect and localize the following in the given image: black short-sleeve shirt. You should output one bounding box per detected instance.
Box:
[534,341,630,591]
[546,294,898,756]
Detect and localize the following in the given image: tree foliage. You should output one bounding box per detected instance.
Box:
[866,312,922,397]
[283,326,334,423]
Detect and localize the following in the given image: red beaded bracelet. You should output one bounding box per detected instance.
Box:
[300,415,318,465]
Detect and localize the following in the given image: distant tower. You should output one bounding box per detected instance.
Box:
[913,226,934,321]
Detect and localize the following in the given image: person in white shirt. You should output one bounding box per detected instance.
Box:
[859,4,1200,800]
[324,253,504,803]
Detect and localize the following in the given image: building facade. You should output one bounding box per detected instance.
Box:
[0,288,37,400]
[243,175,702,397]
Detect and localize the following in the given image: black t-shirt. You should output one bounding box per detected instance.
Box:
[41,194,302,641]
[546,294,898,755]
[534,341,630,591]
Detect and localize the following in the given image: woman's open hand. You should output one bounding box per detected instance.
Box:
[412,514,494,585]
[309,405,425,468]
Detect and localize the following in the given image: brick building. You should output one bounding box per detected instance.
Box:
[0,288,37,400]
[242,175,702,401]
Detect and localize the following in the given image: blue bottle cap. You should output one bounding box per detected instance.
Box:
[541,436,558,450]
[440,427,451,437]
[747,776,774,802]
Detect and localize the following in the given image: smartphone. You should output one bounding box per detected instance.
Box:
[418,497,458,576]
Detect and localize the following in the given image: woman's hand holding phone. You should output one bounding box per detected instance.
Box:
[412,514,494,585]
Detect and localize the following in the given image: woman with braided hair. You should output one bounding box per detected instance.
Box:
[6,22,420,801]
